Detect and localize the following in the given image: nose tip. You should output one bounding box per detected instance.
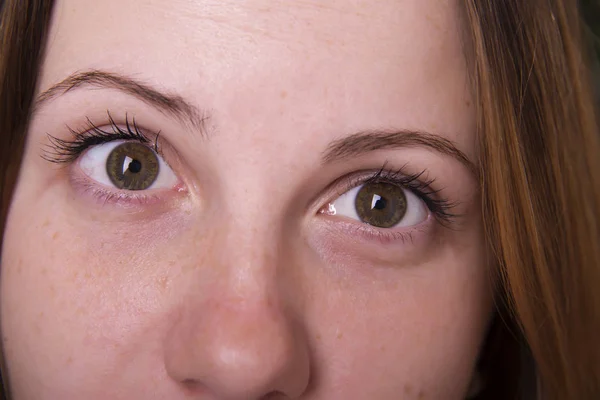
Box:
[164,297,311,399]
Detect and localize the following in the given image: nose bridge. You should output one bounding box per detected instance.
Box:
[163,192,310,399]
[212,155,300,293]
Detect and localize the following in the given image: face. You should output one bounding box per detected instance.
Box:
[1,0,492,398]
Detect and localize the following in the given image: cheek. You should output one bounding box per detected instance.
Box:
[304,223,493,397]
[0,187,188,397]
[310,264,492,398]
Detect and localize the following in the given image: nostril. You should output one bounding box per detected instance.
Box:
[180,378,206,394]
[262,390,286,399]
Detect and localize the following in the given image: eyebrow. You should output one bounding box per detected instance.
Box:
[322,130,477,176]
[35,70,474,174]
[34,70,207,131]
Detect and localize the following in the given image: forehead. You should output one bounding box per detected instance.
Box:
[41,0,473,155]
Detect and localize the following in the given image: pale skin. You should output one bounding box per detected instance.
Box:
[1,0,493,399]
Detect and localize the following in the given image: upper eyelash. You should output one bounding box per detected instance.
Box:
[42,117,458,225]
[42,111,160,164]
[342,163,460,227]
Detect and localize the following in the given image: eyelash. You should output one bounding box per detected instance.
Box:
[43,112,160,164]
[337,164,458,227]
[42,115,457,227]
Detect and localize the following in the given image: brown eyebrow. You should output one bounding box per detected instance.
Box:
[322,130,477,176]
[34,69,207,132]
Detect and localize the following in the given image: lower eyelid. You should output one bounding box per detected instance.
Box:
[314,213,434,249]
[70,172,160,206]
[69,164,184,209]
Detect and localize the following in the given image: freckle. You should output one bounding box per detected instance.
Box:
[315,334,321,341]
[418,390,426,399]
[84,271,92,279]
[158,276,168,290]
[52,232,60,240]
[66,356,73,365]
[49,285,56,298]
[280,90,287,99]
[404,384,412,394]
[41,268,47,275]
[337,332,343,339]
[465,100,471,107]
[42,220,50,228]
[379,345,385,351]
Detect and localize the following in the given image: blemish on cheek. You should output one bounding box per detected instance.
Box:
[336,331,343,340]
[418,390,426,399]
[49,285,56,298]
[315,334,321,341]
[404,384,412,394]
[158,275,169,291]
[280,90,288,99]
[51,231,60,240]
[65,356,73,365]
[41,219,50,228]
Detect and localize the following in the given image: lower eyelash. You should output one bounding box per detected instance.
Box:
[70,173,162,208]
[351,221,421,245]
[320,214,429,247]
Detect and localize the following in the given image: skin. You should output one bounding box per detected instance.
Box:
[1,0,493,399]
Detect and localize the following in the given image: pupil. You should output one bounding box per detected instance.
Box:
[371,194,387,210]
[128,159,142,173]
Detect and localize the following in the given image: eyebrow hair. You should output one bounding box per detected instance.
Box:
[322,130,478,176]
[34,70,207,131]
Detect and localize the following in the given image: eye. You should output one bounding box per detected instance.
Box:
[78,141,177,191]
[327,182,428,228]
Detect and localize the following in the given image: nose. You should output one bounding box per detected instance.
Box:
[163,242,311,399]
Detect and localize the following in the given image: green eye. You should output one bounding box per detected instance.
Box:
[354,182,407,228]
[105,142,160,190]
